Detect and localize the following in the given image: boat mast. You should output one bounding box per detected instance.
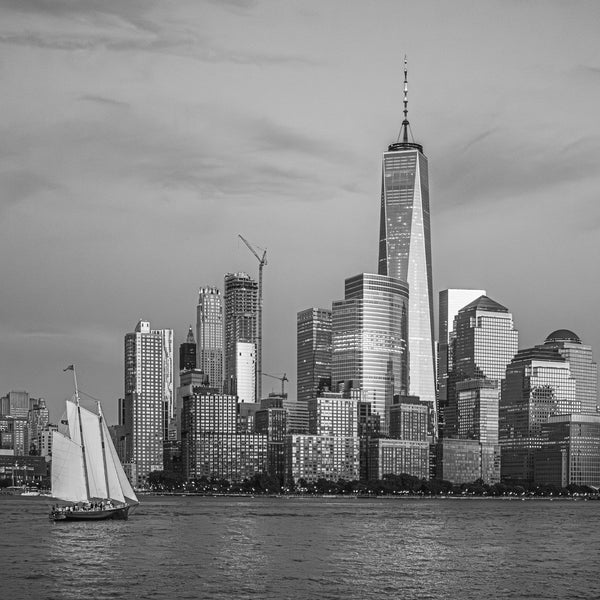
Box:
[70,365,91,501]
[97,402,112,502]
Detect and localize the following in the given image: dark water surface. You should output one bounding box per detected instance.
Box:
[1,495,599,599]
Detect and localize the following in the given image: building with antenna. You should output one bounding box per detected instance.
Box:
[377,58,436,429]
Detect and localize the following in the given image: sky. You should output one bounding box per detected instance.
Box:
[1,0,599,424]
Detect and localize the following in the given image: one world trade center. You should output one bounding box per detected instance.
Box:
[378,58,436,427]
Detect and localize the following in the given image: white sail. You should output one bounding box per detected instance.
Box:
[97,410,125,504]
[51,431,88,503]
[79,405,108,500]
[66,399,81,445]
[101,416,138,505]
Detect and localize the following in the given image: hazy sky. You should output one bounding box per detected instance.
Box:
[1,0,599,423]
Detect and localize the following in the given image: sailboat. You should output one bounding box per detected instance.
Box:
[49,367,139,521]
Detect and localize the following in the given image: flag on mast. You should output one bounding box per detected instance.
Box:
[63,365,74,372]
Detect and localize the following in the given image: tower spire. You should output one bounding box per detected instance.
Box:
[401,55,409,143]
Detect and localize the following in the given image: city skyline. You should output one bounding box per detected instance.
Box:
[1,1,600,424]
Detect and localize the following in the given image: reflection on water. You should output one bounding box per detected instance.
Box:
[1,495,599,600]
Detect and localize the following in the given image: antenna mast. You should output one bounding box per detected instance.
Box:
[238,234,267,402]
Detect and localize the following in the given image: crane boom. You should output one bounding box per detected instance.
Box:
[238,234,267,401]
[263,372,288,398]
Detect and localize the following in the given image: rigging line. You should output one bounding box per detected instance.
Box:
[79,389,104,403]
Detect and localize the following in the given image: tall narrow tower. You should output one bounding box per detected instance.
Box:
[223,273,258,400]
[378,58,436,422]
[196,287,224,391]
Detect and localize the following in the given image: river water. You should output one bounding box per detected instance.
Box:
[1,494,599,599]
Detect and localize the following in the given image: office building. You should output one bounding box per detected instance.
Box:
[261,394,309,434]
[500,345,577,483]
[255,407,287,479]
[444,295,518,438]
[378,60,436,416]
[434,439,499,484]
[369,396,430,480]
[196,286,224,391]
[123,320,174,487]
[438,289,486,411]
[542,329,598,415]
[224,273,258,397]
[297,308,332,402]
[534,414,600,488]
[332,273,409,431]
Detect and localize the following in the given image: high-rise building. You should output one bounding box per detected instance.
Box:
[235,341,256,404]
[332,273,409,431]
[196,286,224,391]
[179,326,197,373]
[123,320,174,487]
[285,393,360,485]
[297,308,332,402]
[224,273,258,397]
[534,413,600,488]
[378,60,436,418]
[368,396,430,481]
[542,329,598,415]
[500,345,577,483]
[452,295,519,383]
[438,289,486,410]
[180,381,267,482]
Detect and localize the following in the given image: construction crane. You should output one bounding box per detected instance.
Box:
[263,372,288,398]
[238,234,267,401]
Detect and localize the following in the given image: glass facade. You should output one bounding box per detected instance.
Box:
[455,379,499,445]
[332,273,408,431]
[543,331,598,415]
[378,145,436,416]
[534,414,600,487]
[196,286,224,392]
[500,346,577,482]
[437,289,486,412]
[297,308,332,402]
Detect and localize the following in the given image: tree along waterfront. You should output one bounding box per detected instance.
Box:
[145,471,598,498]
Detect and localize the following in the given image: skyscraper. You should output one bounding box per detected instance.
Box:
[196,286,224,391]
[500,345,577,483]
[443,295,518,437]
[224,273,258,398]
[378,59,436,418]
[451,295,519,382]
[332,273,408,431]
[542,329,598,415]
[297,308,332,402]
[123,320,174,487]
[438,288,487,409]
[179,326,197,373]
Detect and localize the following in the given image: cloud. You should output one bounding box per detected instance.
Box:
[0,170,62,209]
[79,95,130,109]
[462,128,497,153]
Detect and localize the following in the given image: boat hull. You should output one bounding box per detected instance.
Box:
[50,505,130,522]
